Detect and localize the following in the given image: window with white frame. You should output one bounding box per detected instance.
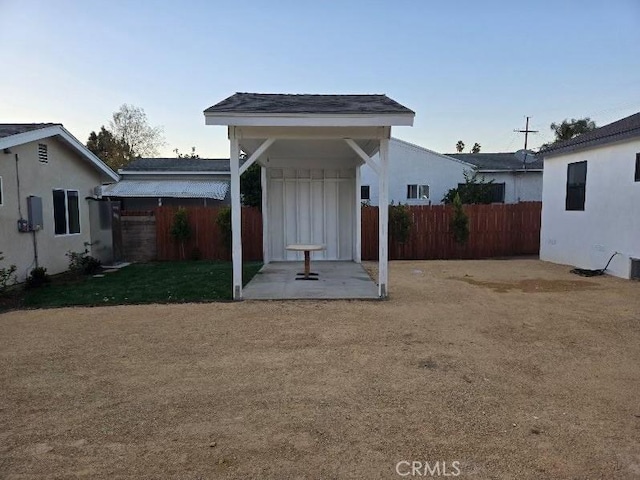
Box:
[407,184,429,200]
[361,185,370,200]
[53,189,80,235]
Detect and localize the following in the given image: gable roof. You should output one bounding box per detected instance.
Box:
[447,152,544,171]
[122,157,230,173]
[205,93,414,115]
[0,123,61,138]
[0,123,119,181]
[540,111,640,157]
[391,138,475,167]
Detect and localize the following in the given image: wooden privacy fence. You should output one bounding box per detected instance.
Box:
[155,206,262,261]
[147,202,541,262]
[361,202,541,260]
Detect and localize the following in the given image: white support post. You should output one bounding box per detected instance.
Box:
[378,138,389,298]
[230,129,243,300]
[354,165,362,263]
[261,166,270,264]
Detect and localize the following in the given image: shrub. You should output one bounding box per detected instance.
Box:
[170,207,192,260]
[26,267,50,289]
[450,193,469,245]
[216,207,232,253]
[67,248,102,275]
[0,252,17,294]
[389,203,413,243]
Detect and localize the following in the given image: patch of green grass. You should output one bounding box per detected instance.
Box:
[22,261,262,308]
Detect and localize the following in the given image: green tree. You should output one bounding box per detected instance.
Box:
[240,162,262,208]
[109,104,165,158]
[471,142,481,153]
[442,170,496,205]
[455,140,465,152]
[87,126,133,171]
[450,193,469,245]
[170,208,192,260]
[388,203,413,243]
[540,117,596,149]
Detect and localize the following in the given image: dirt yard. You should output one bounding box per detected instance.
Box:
[1,259,639,479]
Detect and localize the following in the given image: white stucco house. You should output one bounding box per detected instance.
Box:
[360,138,543,205]
[539,111,640,279]
[0,124,118,281]
[102,157,230,210]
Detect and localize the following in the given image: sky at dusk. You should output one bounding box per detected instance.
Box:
[1,0,639,158]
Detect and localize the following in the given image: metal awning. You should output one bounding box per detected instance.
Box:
[101,179,229,200]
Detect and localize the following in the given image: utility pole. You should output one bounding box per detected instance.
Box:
[514,116,538,169]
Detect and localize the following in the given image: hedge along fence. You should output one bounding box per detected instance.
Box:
[154,206,263,261]
[361,202,542,261]
[148,202,541,262]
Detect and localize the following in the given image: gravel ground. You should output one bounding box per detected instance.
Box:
[1,259,639,479]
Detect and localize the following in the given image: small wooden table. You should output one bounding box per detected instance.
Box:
[286,244,326,280]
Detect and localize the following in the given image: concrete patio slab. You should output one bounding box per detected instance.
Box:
[243,261,379,300]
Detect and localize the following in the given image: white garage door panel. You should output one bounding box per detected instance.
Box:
[268,168,354,261]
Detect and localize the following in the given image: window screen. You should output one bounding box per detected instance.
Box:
[566,161,587,211]
[53,189,67,234]
[67,191,80,234]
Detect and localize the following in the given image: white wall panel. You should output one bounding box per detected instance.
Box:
[267,168,354,261]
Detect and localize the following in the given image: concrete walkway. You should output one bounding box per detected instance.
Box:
[243,261,379,300]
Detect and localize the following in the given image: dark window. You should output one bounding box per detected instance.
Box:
[456,182,505,203]
[361,185,370,200]
[53,189,67,234]
[53,189,80,234]
[635,153,640,182]
[487,183,505,203]
[0,176,3,206]
[67,191,80,234]
[566,161,587,211]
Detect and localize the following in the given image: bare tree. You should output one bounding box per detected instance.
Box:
[109,104,165,157]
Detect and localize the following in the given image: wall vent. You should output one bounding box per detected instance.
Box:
[631,259,640,280]
[38,143,48,163]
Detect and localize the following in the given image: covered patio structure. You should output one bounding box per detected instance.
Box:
[204,93,414,300]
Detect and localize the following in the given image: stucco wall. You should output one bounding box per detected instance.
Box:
[540,138,640,278]
[0,137,110,282]
[482,171,543,203]
[361,138,469,205]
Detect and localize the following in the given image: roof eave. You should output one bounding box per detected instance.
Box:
[0,125,119,182]
[118,170,230,175]
[204,112,414,127]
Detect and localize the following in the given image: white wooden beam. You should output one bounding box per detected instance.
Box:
[354,165,362,263]
[344,138,379,174]
[230,129,243,300]
[261,166,270,264]
[239,137,275,175]
[378,138,390,298]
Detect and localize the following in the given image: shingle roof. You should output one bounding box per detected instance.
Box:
[122,157,230,172]
[204,93,414,115]
[0,123,60,139]
[446,152,544,171]
[102,180,229,200]
[540,111,640,157]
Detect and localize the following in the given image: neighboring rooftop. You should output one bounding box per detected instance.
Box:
[540,111,640,157]
[122,157,230,173]
[204,93,415,115]
[447,152,543,171]
[0,123,60,139]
